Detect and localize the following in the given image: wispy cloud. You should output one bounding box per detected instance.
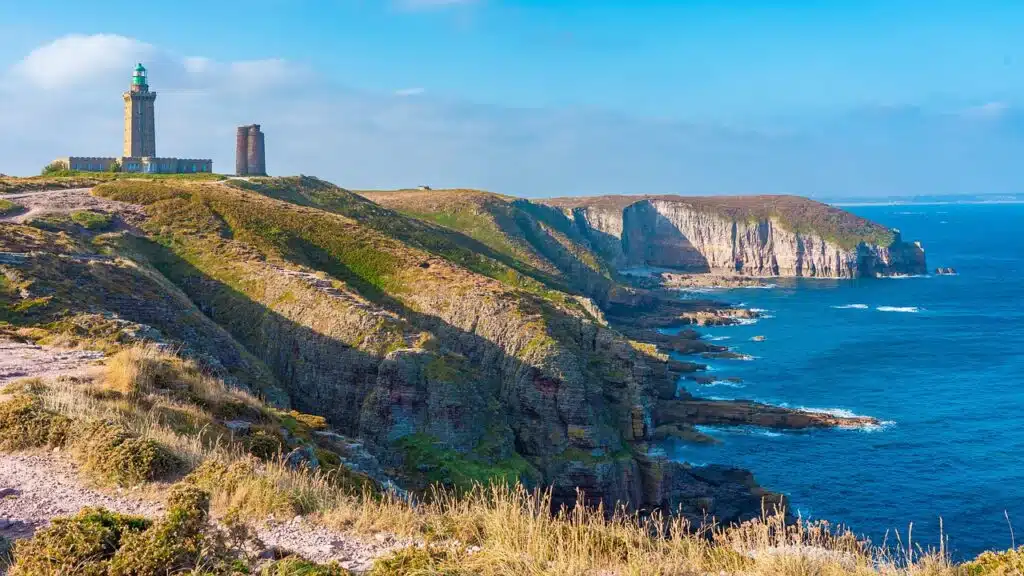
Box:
[392,0,479,11]
[3,34,1024,198]
[394,87,425,97]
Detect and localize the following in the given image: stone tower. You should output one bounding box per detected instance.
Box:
[235,124,266,176]
[123,63,157,158]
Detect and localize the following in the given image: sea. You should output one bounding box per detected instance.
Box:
[660,203,1024,560]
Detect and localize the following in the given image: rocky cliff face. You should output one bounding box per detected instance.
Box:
[544,196,926,278]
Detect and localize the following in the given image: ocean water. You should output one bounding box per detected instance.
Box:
[662,203,1024,559]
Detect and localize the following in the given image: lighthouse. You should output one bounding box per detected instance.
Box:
[123,63,157,158]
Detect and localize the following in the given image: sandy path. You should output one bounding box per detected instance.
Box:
[0,340,106,386]
[0,452,412,572]
[0,188,146,226]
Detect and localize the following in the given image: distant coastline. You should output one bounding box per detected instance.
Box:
[828,193,1024,207]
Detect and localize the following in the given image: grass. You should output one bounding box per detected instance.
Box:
[0,198,20,215]
[71,210,114,230]
[0,171,226,194]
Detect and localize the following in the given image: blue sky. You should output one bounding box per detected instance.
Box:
[2,0,1024,197]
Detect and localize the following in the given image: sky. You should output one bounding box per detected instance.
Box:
[1,0,1024,198]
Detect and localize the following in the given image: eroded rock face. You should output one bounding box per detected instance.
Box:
[546,197,926,278]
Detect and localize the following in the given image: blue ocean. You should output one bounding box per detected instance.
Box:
[662,203,1024,559]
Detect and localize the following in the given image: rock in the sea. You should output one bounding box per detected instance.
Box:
[751,335,766,342]
[656,399,880,430]
[700,351,754,361]
[935,267,958,275]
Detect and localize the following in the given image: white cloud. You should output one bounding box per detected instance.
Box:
[3,34,1024,198]
[962,101,1010,119]
[10,34,155,90]
[394,0,479,10]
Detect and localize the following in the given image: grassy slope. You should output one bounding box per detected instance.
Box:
[0,172,226,194]
[356,184,614,297]
[543,194,897,250]
[88,178,642,486]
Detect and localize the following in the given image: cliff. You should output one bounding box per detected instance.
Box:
[541,194,927,278]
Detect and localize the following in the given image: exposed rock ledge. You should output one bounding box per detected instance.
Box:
[657,399,880,430]
[540,194,927,278]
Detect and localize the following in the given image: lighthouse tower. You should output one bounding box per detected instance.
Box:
[123,63,157,158]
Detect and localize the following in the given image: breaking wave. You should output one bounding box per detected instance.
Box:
[876,306,920,313]
[704,335,731,341]
[832,303,869,310]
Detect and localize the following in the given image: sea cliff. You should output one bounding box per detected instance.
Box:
[541,195,926,278]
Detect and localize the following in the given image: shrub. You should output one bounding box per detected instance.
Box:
[71,210,114,231]
[7,507,150,576]
[0,395,71,450]
[0,199,21,216]
[368,546,465,576]
[108,484,214,575]
[75,420,181,486]
[41,160,69,175]
[187,458,303,520]
[104,345,164,397]
[247,428,285,460]
[260,557,351,575]
[966,546,1024,575]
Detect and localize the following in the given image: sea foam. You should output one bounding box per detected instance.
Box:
[876,306,920,313]
[832,303,869,310]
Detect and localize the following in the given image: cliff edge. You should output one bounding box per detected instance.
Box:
[540,194,926,278]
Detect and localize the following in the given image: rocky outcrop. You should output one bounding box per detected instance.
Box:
[541,195,927,278]
[656,399,880,430]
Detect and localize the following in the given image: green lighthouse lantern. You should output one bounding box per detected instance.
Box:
[132,63,148,88]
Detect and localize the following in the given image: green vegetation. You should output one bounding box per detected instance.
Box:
[0,171,225,194]
[71,209,114,230]
[6,483,274,576]
[7,507,151,576]
[0,394,71,450]
[966,546,1024,575]
[396,433,535,492]
[41,160,70,175]
[261,557,350,575]
[0,198,20,215]
[75,420,182,486]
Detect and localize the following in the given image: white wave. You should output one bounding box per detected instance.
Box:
[749,308,771,313]
[795,406,867,419]
[876,306,920,313]
[700,380,745,389]
[704,335,731,341]
[791,406,893,431]
[740,283,778,290]
[882,274,931,280]
[735,318,760,326]
[832,304,869,310]
[860,420,897,433]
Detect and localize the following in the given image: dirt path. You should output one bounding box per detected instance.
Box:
[0,188,146,227]
[0,452,412,572]
[0,340,106,386]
